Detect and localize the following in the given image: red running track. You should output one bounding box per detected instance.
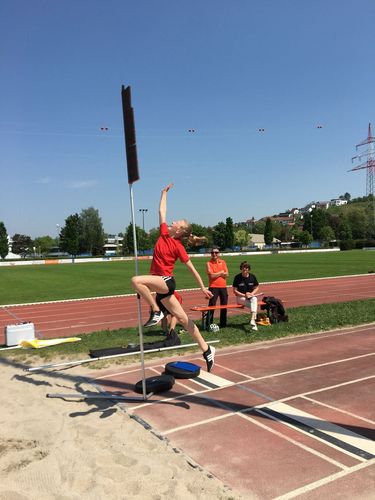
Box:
[89,323,375,499]
[1,274,374,344]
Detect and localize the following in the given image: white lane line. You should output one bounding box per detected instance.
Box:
[252,351,375,383]
[276,374,375,402]
[95,369,375,415]
[237,412,348,470]
[258,402,375,458]
[302,395,375,426]
[94,366,152,379]
[163,399,350,469]
[2,273,373,307]
[216,323,375,357]
[214,362,256,379]
[237,383,275,402]
[163,413,233,435]
[215,348,375,385]
[193,370,233,389]
[273,457,375,500]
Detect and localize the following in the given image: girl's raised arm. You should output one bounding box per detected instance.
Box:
[159,183,173,225]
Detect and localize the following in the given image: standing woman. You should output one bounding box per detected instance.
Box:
[205,247,228,329]
[131,183,216,372]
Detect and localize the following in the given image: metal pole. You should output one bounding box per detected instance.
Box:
[139,208,148,231]
[25,340,220,372]
[130,184,147,400]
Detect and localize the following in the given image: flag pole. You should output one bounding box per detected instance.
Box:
[122,85,148,400]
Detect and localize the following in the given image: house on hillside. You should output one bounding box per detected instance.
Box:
[249,233,281,249]
[289,208,300,216]
[329,199,348,207]
[268,216,295,226]
[315,201,330,210]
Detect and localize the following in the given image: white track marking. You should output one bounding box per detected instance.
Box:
[214,362,256,379]
[237,412,349,469]
[216,323,374,358]
[164,407,350,469]
[252,352,375,383]
[1,273,373,308]
[257,402,375,457]
[276,374,375,403]
[302,396,375,425]
[193,370,233,388]
[273,457,375,500]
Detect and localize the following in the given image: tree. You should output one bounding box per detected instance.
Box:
[79,207,105,256]
[122,223,134,255]
[337,215,352,241]
[311,209,328,239]
[264,218,273,246]
[234,229,248,250]
[340,192,351,202]
[347,208,367,239]
[318,225,335,243]
[190,223,209,239]
[137,228,151,252]
[0,222,8,259]
[122,223,150,254]
[224,217,234,249]
[252,220,265,234]
[297,230,313,247]
[60,214,80,261]
[303,208,328,239]
[326,213,341,237]
[273,223,292,242]
[148,227,160,249]
[212,222,226,249]
[12,234,33,258]
[187,223,210,250]
[33,235,56,255]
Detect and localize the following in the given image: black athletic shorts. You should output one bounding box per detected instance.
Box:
[157,276,176,298]
[155,276,176,313]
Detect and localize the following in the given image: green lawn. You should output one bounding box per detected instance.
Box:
[1,250,374,305]
[3,298,375,363]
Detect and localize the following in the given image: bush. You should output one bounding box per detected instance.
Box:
[352,239,375,249]
[355,239,366,249]
[339,240,355,251]
[364,239,375,248]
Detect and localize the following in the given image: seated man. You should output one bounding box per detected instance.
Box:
[232,261,259,331]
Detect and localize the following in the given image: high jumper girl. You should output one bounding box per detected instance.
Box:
[131,183,216,372]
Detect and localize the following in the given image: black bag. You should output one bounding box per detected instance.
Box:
[261,296,288,324]
[89,329,181,358]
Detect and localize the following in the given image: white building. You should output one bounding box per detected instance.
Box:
[4,236,21,259]
[248,234,281,249]
[103,234,123,256]
[329,199,348,206]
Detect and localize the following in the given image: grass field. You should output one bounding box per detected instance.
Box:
[3,298,375,362]
[1,250,374,305]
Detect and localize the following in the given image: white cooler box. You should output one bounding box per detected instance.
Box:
[5,323,35,346]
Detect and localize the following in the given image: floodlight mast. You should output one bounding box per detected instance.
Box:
[121,85,148,400]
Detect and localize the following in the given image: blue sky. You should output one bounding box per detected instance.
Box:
[1,0,374,238]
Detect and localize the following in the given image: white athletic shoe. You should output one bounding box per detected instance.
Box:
[144,310,164,328]
[203,345,215,372]
[250,320,258,331]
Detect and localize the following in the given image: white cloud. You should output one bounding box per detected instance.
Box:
[36,177,52,184]
[65,180,98,189]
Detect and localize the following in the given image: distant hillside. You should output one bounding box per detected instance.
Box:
[326,196,374,216]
